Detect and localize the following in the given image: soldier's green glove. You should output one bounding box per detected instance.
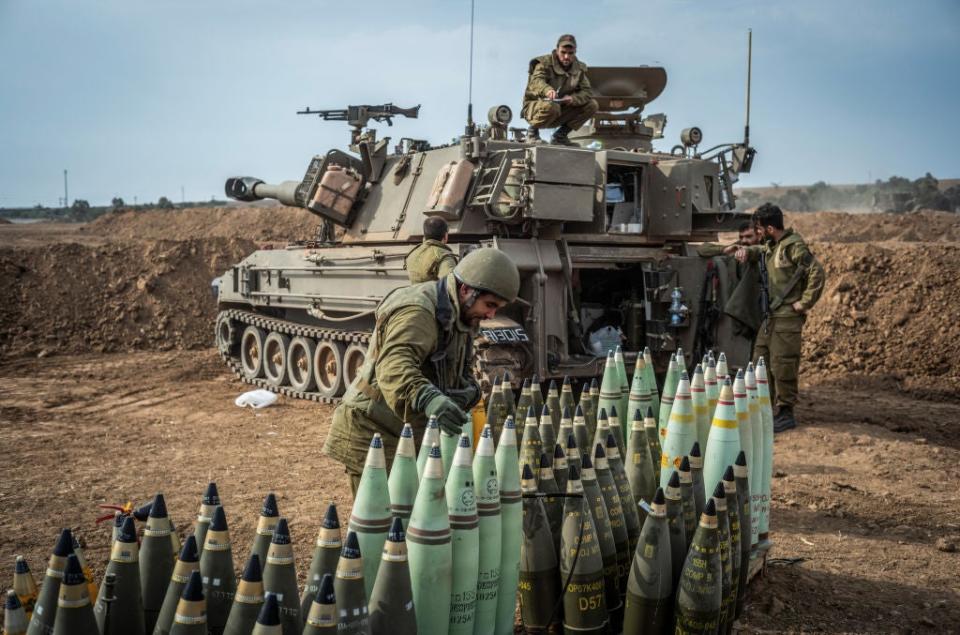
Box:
[416,385,469,436]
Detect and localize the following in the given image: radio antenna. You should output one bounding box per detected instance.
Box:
[744,28,752,146]
[465,0,476,135]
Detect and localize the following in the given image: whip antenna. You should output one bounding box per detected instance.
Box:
[465,0,476,134]
[744,28,752,146]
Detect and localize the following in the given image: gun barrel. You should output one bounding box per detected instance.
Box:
[225,177,300,206]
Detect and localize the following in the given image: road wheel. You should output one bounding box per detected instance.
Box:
[215,313,237,355]
[313,340,346,399]
[240,325,266,379]
[342,343,368,389]
[287,336,317,393]
[263,332,290,387]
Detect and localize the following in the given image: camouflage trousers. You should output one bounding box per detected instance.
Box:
[523,98,599,130]
[753,315,804,409]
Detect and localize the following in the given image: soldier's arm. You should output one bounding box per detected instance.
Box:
[568,64,594,106]
[375,306,439,420]
[527,62,554,98]
[791,242,827,312]
[436,253,458,280]
[696,242,729,258]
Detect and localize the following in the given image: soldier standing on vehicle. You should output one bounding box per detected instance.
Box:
[323,248,521,495]
[522,34,599,145]
[734,203,826,432]
[405,217,458,283]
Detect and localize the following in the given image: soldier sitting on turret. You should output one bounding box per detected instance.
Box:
[405,217,458,284]
[523,34,599,145]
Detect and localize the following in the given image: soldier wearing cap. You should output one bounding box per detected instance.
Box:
[405,216,458,284]
[324,248,521,495]
[522,34,599,145]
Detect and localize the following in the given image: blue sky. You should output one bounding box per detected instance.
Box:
[1,0,958,208]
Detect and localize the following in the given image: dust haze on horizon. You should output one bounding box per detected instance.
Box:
[0,0,958,208]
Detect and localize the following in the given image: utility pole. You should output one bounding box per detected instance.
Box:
[63,169,69,208]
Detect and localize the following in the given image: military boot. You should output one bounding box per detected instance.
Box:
[526,127,542,143]
[551,124,573,145]
[773,406,796,433]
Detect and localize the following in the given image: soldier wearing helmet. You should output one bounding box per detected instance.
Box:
[324,247,521,495]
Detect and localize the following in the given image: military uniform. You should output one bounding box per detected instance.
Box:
[522,53,599,130]
[323,275,478,492]
[747,229,826,410]
[697,242,763,337]
[404,238,457,284]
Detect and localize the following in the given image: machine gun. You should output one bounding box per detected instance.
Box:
[758,252,772,333]
[297,103,420,147]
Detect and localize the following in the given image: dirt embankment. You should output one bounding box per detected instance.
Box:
[788,209,960,243]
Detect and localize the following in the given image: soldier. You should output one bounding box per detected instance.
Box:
[734,203,825,432]
[324,248,521,495]
[522,34,599,145]
[405,217,458,284]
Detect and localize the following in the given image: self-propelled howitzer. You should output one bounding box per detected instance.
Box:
[214,66,757,402]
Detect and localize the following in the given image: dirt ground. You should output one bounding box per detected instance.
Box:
[2,210,959,633]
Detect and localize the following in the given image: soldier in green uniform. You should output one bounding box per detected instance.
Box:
[522,34,599,145]
[734,204,826,432]
[405,217,458,283]
[323,248,521,495]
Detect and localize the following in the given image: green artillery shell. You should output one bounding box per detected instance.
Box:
[501,372,516,420]
[141,493,175,634]
[538,404,557,463]
[199,506,236,635]
[644,407,662,484]
[675,346,687,375]
[572,404,590,460]
[14,555,39,620]
[663,472,687,592]
[716,351,729,380]
[334,532,370,635]
[537,452,564,555]
[368,518,416,635]
[407,445,452,635]
[642,348,661,421]
[733,452,751,619]
[27,528,73,635]
[518,464,560,633]
[674,499,722,635]
[756,358,775,545]
[446,434,479,635]
[52,555,98,635]
[300,504,341,622]
[472,425,502,635]
[5,589,29,635]
[730,371,757,548]
[168,570,207,635]
[193,482,220,558]
[704,358,719,430]
[351,434,392,599]
[564,433,582,479]
[606,434,642,559]
[623,488,673,634]
[614,345,630,426]
[515,379,532,437]
[606,406,625,459]
[494,416,522,635]
[589,378,601,424]
[722,466,742,629]
[593,443,631,607]
[678,457,698,552]
[557,407,574,468]
[592,408,611,460]
[154,535,200,635]
[251,592,281,635]
[441,430,459,480]
[628,357,653,449]
[745,364,763,548]
[486,375,506,442]
[552,443,569,496]
[558,376,576,428]
[519,406,543,481]
[581,384,598,444]
[712,484,734,635]
[702,378,741,510]
[657,355,680,441]
[416,415,440,481]
[250,493,280,571]
[262,518,300,634]
[95,517,145,635]
[302,573,337,634]
[580,452,622,626]
[546,379,562,436]
[688,442,706,523]
[388,424,419,531]
[68,538,97,611]
[597,352,621,447]
[559,466,608,634]
[691,365,711,455]
[530,375,545,430]
[626,410,657,527]
[223,554,263,635]
[660,371,695,489]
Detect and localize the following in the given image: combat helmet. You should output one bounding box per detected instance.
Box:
[453,248,520,303]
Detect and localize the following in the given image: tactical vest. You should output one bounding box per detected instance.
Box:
[404,239,455,284]
[765,230,813,316]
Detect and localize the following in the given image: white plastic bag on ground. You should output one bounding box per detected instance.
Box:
[235,389,279,409]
